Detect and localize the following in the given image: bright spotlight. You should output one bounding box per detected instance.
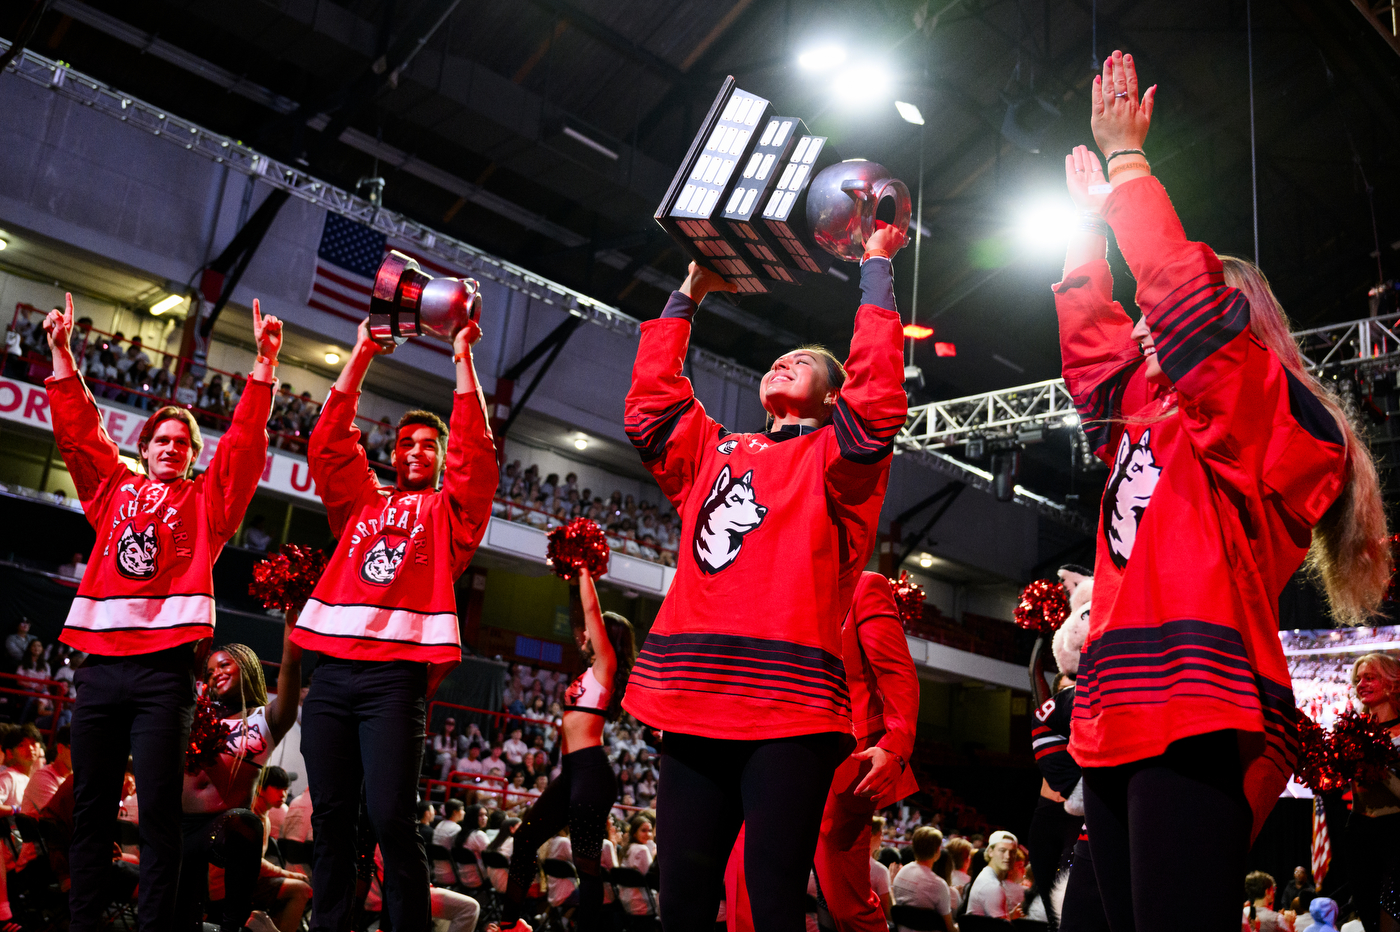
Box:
[573,436,590,451]
[0,239,7,252]
[918,553,934,568]
[149,294,184,316]
[895,101,925,125]
[833,63,890,103]
[1016,200,1077,253]
[325,351,341,365]
[1062,413,1080,427]
[798,44,847,71]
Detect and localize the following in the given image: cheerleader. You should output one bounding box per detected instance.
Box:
[498,566,636,931]
[1055,50,1387,932]
[622,219,907,931]
[42,296,279,932]
[1347,653,1400,932]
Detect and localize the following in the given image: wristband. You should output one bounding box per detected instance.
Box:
[862,249,891,263]
[256,354,277,367]
[454,351,471,363]
[1107,160,1150,180]
[1105,148,1146,162]
[1077,212,1109,238]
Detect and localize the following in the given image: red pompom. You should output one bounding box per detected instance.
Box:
[1295,715,1347,793]
[1014,579,1070,635]
[185,691,231,775]
[546,518,610,581]
[249,544,328,616]
[1294,710,1400,792]
[890,571,926,628]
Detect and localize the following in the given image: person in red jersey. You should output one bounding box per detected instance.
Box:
[622,220,907,932]
[42,294,280,932]
[292,314,496,932]
[1054,51,1388,932]
[724,571,920,932]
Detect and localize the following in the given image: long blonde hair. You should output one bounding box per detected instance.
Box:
[1219,256,1390,625]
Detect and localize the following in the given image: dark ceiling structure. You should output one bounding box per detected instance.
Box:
[6,0,1400,516]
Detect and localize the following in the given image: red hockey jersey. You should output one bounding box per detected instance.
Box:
[290,387,496,690]
[622,281,906,741]
[1055,177,1348,839]
[47,373,273,655]
[841,571,921,806]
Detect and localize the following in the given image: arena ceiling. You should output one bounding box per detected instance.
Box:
[5,0,1400,513]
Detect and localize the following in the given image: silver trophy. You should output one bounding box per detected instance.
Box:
[805,160,912,263]
[369,250,482,349]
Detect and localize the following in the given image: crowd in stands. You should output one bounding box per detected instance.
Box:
[0,619,79,731]
[492,461,682,566]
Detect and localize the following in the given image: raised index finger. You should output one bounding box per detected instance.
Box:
[65,293,74,326]
[252,298,262,329]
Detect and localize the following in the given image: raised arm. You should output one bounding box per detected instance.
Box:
[576,566,616,688]
[442,319,499,573]
[43,295,128,522]
[265,611,304,744]
[623,263,729,507]
[310,322,387,534]
[202,300,278,543]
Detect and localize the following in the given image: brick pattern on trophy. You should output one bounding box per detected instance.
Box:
[722,116,806,284]
[763,135,840,275]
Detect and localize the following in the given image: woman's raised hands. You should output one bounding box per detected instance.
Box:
[1091,50,1156,157]
[1064,145,1110,214]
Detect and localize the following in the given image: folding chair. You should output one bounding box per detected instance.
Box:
[427,843,459,888]
[539,857,580,932]
[893,903,948,931]
[609,866,659,931]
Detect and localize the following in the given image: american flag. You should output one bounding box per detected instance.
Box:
[1311,796,1331,887]
[307,213,464,355]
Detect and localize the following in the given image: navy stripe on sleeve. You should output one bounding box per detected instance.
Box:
[832,397,901,464]
[1152,271,1251,382]
[859,257,896,312]
[624,397,696,463]
[661,291,698,321]
[1075,367,1133,457]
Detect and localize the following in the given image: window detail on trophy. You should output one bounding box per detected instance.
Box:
[764,135,837,275]
[723,116,805,284]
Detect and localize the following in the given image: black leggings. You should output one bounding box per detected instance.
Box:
[1348,810,1400,932]
[1029,794,1081,930]
[174,809,265,932]
[503,744,617,928]
[656,731,843,932]
[1076,730,1250,932]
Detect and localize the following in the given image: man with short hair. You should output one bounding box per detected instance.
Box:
[966,830,1025,919]
[293,313,497,932]
[21,724,71,814]
[483,745,508,780]
[431,799,466,887]
[891,826,954,932]
[43,294,279,932]
[4,621,30,669]
[416,801,436,850]
[503,728,529,767]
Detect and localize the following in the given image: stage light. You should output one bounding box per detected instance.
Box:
[149,294,183,316]
[324,351,341,365]
[1062,413,1080,427]
[903,323,934,340]
[833,64,889,103]
[1016,200,1076,252]
[573,436,590,451]
[918,552,934,568]
[0,239,7,251]
[561,126,620,161]
[895,101,925,125]
[934,342,957,357]
[798,44,847,72]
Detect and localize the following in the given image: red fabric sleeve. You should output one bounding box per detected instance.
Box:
[852,576,919,763]
[826,305,906,477]
[308,389,384,536]
[440,388,500,575]
[1107,177,1348,525]
[199,378,273,544]
[624,317,723,509]
[45,374,130,528]
[1052,261,1145,462]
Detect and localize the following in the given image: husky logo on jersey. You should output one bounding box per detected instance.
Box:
[717,439,739,455]
[359,536,408,586]
[694,465,768,574]
[1102,429,1161,568]
[224,717,269,761]
[115,523,159,579]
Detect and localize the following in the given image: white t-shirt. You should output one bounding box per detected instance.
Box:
[892,861,952,931]
[487,837,514,892]
[431,820,463,885]
[544,835,575,906]
[870,857,892,901]
[0,766,30,809]
[455,829,488,888]
[619,843,654,915]
[20,762,67,814]
[281,790,313,843]
[503,738,529,765]
[966,867,1024,918]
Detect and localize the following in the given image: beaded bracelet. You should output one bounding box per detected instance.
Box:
[1105,148,1146,162]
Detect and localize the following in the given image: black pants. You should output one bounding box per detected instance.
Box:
[175,809,264,932]
[503,744,617,928]
[1058,830,1109,932]
[1348,810,1400,932]
[69,646,196,932]
[657,731,843,932]
[1079,730,1250,932]
[1029,794,1081,931]
[302,658,430,932]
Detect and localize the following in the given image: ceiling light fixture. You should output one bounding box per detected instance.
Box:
[895,101,925,125]
[573,436,590,451]
[0,239,8,252]
[903,323,934,340]
[798,44,847,72]
[918,553,934,568]
[1016,200,1077,253]
[833,64,890,103]
[149,294,183,316]
[324,351,341,365]
[561,127,620,161]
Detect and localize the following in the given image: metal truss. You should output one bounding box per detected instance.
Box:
[0,40,764,384]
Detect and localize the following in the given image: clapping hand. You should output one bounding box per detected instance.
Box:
[1091,50,1156,158]
[1064,145,1110,214]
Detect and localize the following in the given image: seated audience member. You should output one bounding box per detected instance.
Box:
[416,801,436,851]
[366,845,479,932]
[452,804,490,890]
[617,815,656,917]
[456,744,487,784]
[486,817,521,893]
[1282,866,1316,914]
[281,788,313,847]
[483,746,508,780]
[3,621,32,670]
[243,515,273,552]
[58,552,88,579]
[21,725,71,814]
[542,828,577,911]
[432,800,467,884]
[502,728,529,767]
[945,837,973,894]
[243,766,311,932]
[892,826,954,932]
[435,719,467,781]
[1244,870,1295,932]
[865,816,895,923]
[504,772,531,812]
[966,830,1024,919]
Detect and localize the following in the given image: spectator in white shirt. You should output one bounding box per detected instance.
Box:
[891,826,954,932]
[434,719,467,781]
[451,805,490,889]
[502,728,529,767]
[484,817,520,893]
[431,800,466,885]
[864,816,895,923]
[483,746,508,779]
[617,815,656,917]
[455,744,487,782]
[21,724,70,814]
[57,552,87,580]
[966,830,1025,919]
[281,789,313,845]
